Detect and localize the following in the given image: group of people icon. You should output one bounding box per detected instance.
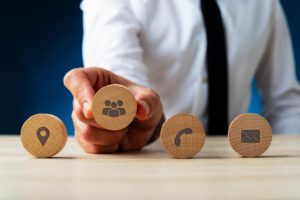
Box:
[102,99,126,117]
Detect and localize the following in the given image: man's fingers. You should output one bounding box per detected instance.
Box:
[136,100,151,120]
[65,67,164,153]
[72,111,127,145]
[64,68,95,119]
[119,125,154,151]
[73,100,101,128]
[75,134,119,154]
[64,67,135,119]
[133,87,162,123]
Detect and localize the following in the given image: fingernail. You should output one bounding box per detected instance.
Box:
[144,102,150,116]
[83,102,91,118]
[140,100,150,116]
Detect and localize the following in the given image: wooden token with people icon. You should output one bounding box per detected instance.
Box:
[92,84,137,131]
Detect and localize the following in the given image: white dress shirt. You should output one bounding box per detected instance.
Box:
[81,0,300,134]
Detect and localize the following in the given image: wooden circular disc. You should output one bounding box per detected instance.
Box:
[92,84,137,131]
[228,113,272,158]
[160,114,206,159]
[21,114,68,158]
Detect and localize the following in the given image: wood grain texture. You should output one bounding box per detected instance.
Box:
[20,114,67,158]
[1,135,300,200]
[228,113,272,157]
[160,114,206,158]
[92,84,137,131]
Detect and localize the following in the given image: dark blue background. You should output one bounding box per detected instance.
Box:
[0,0,299,134]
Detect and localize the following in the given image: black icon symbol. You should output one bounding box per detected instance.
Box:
[175,128,193,146]
[241,130,260,143]
[36,127,50,146]
[102,100,126,117]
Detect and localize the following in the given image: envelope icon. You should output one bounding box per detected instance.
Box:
[241,130,260,143]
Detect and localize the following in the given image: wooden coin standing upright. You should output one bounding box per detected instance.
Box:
[92,84,137,131]
[160,114,206,159]
[21,114,68,158]
[228,113,272,157]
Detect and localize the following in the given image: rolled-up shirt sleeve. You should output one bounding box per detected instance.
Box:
[256,0,300,134]
[81,0,149,87]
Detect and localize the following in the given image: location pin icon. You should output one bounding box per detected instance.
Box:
[36,127,50,146]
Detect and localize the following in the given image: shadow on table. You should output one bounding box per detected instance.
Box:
[190,154,298,159]
[35,156,79,160]
[35,150,299,160]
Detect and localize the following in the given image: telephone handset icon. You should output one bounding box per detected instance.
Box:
[175,128,193,146]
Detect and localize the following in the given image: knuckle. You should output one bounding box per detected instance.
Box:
[74,107,86,122]
[146,88,161,109]
[63,68,81,87]
[146,88,160,102]
[75,131,100,154]
[81,128,94,142]
[71,111,85,126]
[71,111,80,126]
[85,145,100,154]
[76,86,89,104]
[73,119,92,142]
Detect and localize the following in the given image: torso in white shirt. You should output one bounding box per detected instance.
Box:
[81,0,300,133]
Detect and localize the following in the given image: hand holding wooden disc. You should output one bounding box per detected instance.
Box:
[160,114,206,159]
[21,114,68,158]
[92,84,137,131]
[228,113,272,157]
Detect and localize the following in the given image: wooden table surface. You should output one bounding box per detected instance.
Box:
[1,135,300,200]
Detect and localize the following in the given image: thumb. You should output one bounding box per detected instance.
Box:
[130,87,159,121]
[64,68,95,119]
[136,100,151,120]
